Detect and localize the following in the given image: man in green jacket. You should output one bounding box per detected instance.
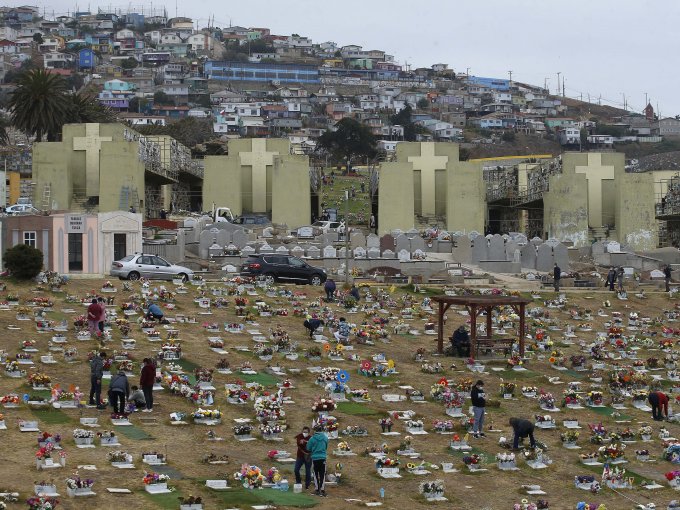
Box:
[306,424,329,497]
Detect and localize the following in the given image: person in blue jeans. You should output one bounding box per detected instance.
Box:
[294,426,312,489]
[306,424,329,497]
[470,379,486,438]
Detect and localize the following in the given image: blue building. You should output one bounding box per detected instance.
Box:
[125,13,145,29]
[467,76,510,91]
[78,48,96,69]
[204,61,320,83]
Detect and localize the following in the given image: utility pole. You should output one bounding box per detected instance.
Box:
[466,67,470,77]
[544,77,549,92]
[556,72,561,95]
[508,70,512,83]
[622,93,627,111]
[645,92,648,107]
[562,77,565,98]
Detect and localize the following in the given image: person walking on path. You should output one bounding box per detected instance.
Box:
[471,379,487,438]
[87,298,102,335]
[509,417,537,450]
[648,390,669,421]
[606,267,617,291]
[89,350,106,407]
[109,369,130,414]
[294,426,313,490]
[306,423,329,497]
[324,279,336,301]
[665,264,673,292]
[553,263,561,292]
[139,358,156,412]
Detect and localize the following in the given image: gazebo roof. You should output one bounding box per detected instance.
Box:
[431,295,533,307]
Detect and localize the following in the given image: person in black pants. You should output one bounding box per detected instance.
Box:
[108,370,130,414]
[553,264,561,292]
[303,317,324,338]
[648,391,669,421]
[606,267,616,291]
[665,265,673,292]
[509,417,537,449]
[139,358,156,412]
[89,351,106,407]
[323,279,336,301]
[451,326,471,357]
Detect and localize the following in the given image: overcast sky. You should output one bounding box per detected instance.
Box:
[24,0,680,116]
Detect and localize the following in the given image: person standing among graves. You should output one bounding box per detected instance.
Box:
[450,325,471,357]
[87,298,101,335]
[617,266,625,292]
[108,369,130,414]
[139,358,156,412]
[303,316,324,338]
[553,263,561,292]
[509,417,537,449]
[648,390,669,421]
[307,423,329,497]
[665,264,673,292]
[606,267,617,291]
[324,278,336,301]
[97,297,106,335]
[471,379,487,438]
[369,214,376,233]
[89,350,106,407]
[294,426,313,490]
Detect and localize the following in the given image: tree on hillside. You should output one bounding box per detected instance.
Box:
[153,91,172,106]
[417,98,430,110]
[317,118,377,172]
[121,57,138,70]
[8,68,70,141]
[390,105,419,141]
[66,93,115,123]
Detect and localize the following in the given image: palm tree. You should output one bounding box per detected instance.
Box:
[66,92,115,124]
[8,68,70,142]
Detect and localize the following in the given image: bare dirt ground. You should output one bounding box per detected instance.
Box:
[0,277,679,510]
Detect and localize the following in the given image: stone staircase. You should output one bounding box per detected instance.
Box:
[590,226,617,243]
[415,214,446,231]
[70,195,99,214]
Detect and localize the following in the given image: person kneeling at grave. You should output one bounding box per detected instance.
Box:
[450,325,471,357]
[334,318,351,344]
[146,302,164,323]
[129,385,146,411]
[304,316,324,338]
[509,417,537,450]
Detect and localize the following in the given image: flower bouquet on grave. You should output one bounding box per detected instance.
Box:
[666,470,680,488]
[665,444,680,464]
[405,419,424,432]
[375,457,400,468]
[432,420,454,433]
[602,465,632,489]
[535,414,555,428]
[26,496,59,509]
[349,388,370,402]
[462,453,483,471]
[36,320,55,331]
[72,315,87,329]
[22,339,37,351]
[500,382,516,398]
[538,390,556,410]
[234,464,264,489]
[598,443,626,463]
[65,473,94,491]
[312,398,337,413]
[589,423,607,443]
[635,448,650,461]
[378,417,393,433]
[38,432,62,449]
[548,350,565,367]
[142,471,170,486]
[215,359,230,372]
[0,393,20,406]
[496,452,517,470]
[563,390,583,408]
[618,428,636,442]
[561,430,580,444]
[29,373,52,389]
[455,378,473,394]
[259,423,283,439]
[579,452,599,464]
[419,479,444,500]
[587,391,604,406]
[208,338,224,350]
[305,346,322,361]
[637,425,653,441]
[413,348,427,362]
[194,368,213,384]
[255,344,274,360]
[316,367,340,384]
[193,408,221,423]
[571,355,587,369]
[234,297,249,307]
[17,353,33,361]
[233,424,253,438]
[365,443,388,456]
[35,443,66,468]
[646,357,660,369]
[521,385,538,398]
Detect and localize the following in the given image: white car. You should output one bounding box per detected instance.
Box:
[5,204,38,215]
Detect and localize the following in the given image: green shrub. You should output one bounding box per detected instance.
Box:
[4,244,43,279]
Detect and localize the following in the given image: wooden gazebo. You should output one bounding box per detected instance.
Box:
[431,294,533,357]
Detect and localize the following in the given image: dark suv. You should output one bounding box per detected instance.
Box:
[241,254,327,285]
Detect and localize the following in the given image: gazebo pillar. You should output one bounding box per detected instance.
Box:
[437,300,444,354]
[519,303,526,356]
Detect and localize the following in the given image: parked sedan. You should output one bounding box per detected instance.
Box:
[110,253,194,281]
[240,254,327,285]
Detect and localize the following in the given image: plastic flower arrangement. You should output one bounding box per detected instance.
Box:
[234,464,265,489]
[65,474,94,489]
[312,398,337,412]
[375,457,400,468]
[142,472,169,485]
[500,382,516,396]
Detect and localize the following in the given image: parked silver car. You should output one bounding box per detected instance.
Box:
[110,253,194,281]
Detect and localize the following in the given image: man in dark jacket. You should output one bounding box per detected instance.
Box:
[303,317,324,338]
[606,267,616,291]
[349,284,360,302]
[470,379,486,438]
[89,351,107,407]
[553,264,561,292]
[294,426,312,490]
[648,390,669,421]
[509,417,537,449]
[665,265,673,292]
[451,326,470,357]
[109,370,130,414]
[139,358,156,412]
[323,279,336,301]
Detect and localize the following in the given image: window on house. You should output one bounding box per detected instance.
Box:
[23,231,36,248]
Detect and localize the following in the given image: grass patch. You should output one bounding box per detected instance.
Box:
[115,424,155,440]
[154,465,185,479]
[141,489,183,509]
[589,406,633,421]
[562,369,587,380]
[214,487,318,508]
[336,401,379,416]
[31,408,72,424]
[238,372,281,387]
[177,358,200,384]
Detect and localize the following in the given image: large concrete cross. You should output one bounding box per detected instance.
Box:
[408,142,449,216]
[575,153,615,228]
[239,139,278,212]
[73,123,113,196]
